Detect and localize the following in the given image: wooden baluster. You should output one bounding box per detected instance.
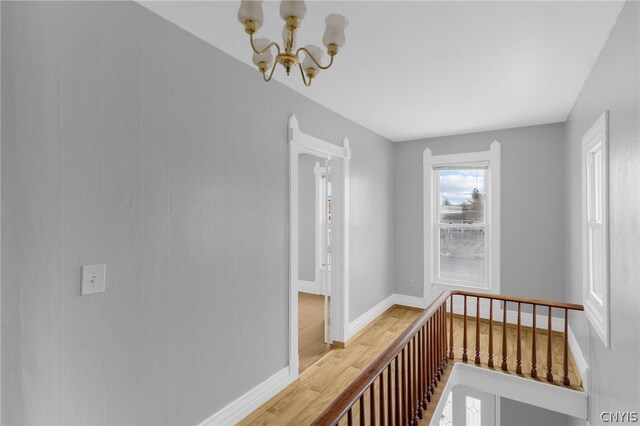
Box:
[359,394,365,426]
[379,370,385,426]
[395,356,400,426]
[442,306,448,367]
[531,305,537,378]
[414,336,419,424]
[348,408,353,426]
[370,385,376,426]
[501,300,508,371]
[462,295,468,362]
[387,365,392,426]
[488,299,494,368]
[429,318,436,396]
[434,309,444,380]
[563,308,570,386]
[475,297,481,365]
[419,322,429,411]
[433,309,442,374]
[516,302,522,374]
[421,326,427,410]
[417,330,423,419]
[425,321,430,404]
[426,320,432,402]
[547,306,554,382]
[406,341,411,426]
[407,340,414,425]
[401,348,407,425]
[434,310,438,379]
[449,296,454,359]
[438,307,442,368]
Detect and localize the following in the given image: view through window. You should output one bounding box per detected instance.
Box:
[435,166,487,286]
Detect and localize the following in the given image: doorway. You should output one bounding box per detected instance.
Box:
[288,114,350,378]
[440,385,499,426]
[298,156,332,372]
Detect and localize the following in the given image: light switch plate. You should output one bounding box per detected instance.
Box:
[81,264,106,296]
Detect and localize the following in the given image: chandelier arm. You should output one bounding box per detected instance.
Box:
[249,32,282,56]
[263,60,278,82]
[295,47,335,70]
[297,62,312,87]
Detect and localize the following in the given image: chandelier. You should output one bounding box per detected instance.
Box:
[237,0,348,86]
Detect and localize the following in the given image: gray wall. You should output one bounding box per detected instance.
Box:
[394,123,566,302]
[501,398,569,426]
[564,1,640,424]
[0,1,395,424]
[298,154,317,283]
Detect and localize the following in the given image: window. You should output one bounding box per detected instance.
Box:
[424,143,500,295]
[465,396,482,426]
[582,112,609,347]
[436,166,487,285]
[439,391,453,426]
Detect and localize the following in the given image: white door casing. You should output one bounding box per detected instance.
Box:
[288,114,350,377]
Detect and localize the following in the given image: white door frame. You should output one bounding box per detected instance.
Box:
[288,114,350,377]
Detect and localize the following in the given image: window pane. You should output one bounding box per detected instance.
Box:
[438,169,485,224]
[440,227,485,284]
[465,396,482,426]
[439,391,453,426]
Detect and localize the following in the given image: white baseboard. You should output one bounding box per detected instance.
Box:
[568,326,589,390]
[297,279,322,295]
[347,294,396,340]
[448,296,566,332]
[510,310,565,332]
[199,366,296,426]
[392,293,566,332]
[393,294,428,309]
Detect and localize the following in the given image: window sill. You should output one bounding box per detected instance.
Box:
[431,280,493,293]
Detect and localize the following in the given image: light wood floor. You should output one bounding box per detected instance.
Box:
[240,307,582,426]
[298,293,332,373]
[239,306,423,425]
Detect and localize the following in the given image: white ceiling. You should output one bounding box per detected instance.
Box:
[139,1,624,142]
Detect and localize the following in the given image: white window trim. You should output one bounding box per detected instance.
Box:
[423,142,501,300]
[581,111,610,347]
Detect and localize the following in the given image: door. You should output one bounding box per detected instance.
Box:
[315,160,332,343]
[440,385,497,426]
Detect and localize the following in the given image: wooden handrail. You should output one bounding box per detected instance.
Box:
[310,290,584,426]
[310,291,451,425]
[451,290,584,311]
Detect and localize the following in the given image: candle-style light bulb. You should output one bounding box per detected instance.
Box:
[238,0,264,31]
[252,38,274,72]
[323,14,348,54]
[302,45,324,75]
[280,0,307,21]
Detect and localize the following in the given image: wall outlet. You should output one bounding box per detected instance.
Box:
[81,264,106,296]
[409,279,416,288]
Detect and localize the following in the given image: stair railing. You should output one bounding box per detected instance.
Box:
[450,290,583,386]
[311,291,450,426]
[310,290,584,426]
